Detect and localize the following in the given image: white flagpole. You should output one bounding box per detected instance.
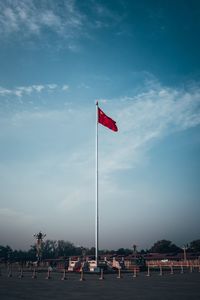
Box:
[95,101,99,266]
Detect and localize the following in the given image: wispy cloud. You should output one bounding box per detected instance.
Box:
[0,0,82,34]
[62,84,69,91]
[0,83,69,98]
[0,0,85,43]
[46,84,57,90]
[99,83,200,175]
[0,87,12,96]
[1,81,200,176]
[0,0,122,49]
[78,83,90,89]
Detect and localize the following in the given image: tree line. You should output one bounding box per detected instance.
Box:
[0,239,199,262]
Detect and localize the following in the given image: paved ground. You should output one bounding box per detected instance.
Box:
[0,269,200,300]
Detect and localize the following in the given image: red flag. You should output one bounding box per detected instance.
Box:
[98,107,118,132]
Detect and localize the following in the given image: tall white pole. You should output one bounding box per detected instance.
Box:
[95,101,99,266]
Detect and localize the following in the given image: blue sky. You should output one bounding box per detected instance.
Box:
[0,0,200,250]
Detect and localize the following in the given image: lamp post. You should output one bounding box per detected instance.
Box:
[81,247,86,260]
[182,245,188,262]
[7,249,13,277]
[33,232,46,265]
[133,244,137,255]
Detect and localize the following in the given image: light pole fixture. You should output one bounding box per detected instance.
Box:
[33,231,46,263]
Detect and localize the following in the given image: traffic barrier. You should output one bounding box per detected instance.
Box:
[79,269,85,281]
[18,268,23,279]
[146,265,150,277]
[180,264,184,274]
[170,264,174,275]
[7,267,12,278]
[2,260,200,281]
[117,268,122,279]
[46,268,51,279]
[61,269,67,280]
[159,264,163,276]
[99,268,104,280]
[32,268,37,279]
[133,267,137,278]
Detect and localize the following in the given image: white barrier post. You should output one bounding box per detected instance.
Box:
[190,264,193,273]
[8,265,12,278]
[46,267,51,279]
[18,267,23,279]
[32,268,37,279]
[159,264,163,276]
[99,268,104,280]
[180,264,183,274]
[146,265,150,277]
[79,269,85,281]
[170,264,174,275]
[117,268,122,279]
[133,267,137,278]
[61,268,67,280]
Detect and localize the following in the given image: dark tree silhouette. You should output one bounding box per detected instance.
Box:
[189,239,200,252]
[149,240,181,253]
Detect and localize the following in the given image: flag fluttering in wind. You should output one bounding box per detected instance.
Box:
[98,107,118,132]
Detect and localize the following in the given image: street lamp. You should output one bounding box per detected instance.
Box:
[182,244,188,261]
[33,231,46,264]
[133,244,138,254]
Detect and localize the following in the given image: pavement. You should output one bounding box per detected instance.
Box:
[0,269,200,300]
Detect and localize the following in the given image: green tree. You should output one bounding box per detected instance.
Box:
[56,240,76,257]
[86,247,95,256]
[27,245,37,261]
[189,239,200,252]
[149,240,181,253]
[42,240,57,259]
[0,245,13,261]
[116,248,132,256]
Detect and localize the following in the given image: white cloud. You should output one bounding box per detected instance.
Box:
[1,82,200,177]
[0,83,69,98]
[62,84,69,91]
[0,0,122,50]
[91,2,123,29]
[47,84,57,89]
[98,98,107,104]
[14,90,23,97]
[77,83,90,89]
[0,87,12,96]
[40,10,61,28]
[32,85,45,92]
[17,86,33,94]
[0,0,85,42]
[98,84,200,176]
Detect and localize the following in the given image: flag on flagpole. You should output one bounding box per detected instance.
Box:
[98,107,118,132]
[95,102,118,265]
